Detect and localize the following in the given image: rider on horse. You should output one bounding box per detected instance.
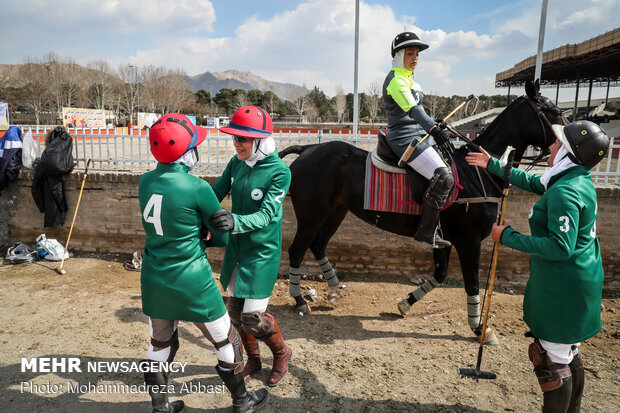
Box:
[383,31,455,248]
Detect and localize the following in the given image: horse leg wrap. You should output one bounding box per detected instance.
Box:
[529,340,572,392]
[467,294,481,330]
[150,329,180,366]
[289,266,302,298]
[409,277,440,304]
[227,297,245,327]
[241,311,276,340]
[318,257,339,287]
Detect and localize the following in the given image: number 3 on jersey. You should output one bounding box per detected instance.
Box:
[144,194,164,235]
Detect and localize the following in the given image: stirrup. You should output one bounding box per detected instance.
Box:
[431,227,451,249]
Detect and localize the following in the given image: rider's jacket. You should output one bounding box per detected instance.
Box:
[139,162,229,322]
[212,151,291,299]
[383,67,437,161]
[491,158,604,344]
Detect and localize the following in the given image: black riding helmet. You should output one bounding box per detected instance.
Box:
[552,121,610,169]
[391,32,429,57]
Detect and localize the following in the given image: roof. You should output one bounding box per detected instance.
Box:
[496,27,620,88]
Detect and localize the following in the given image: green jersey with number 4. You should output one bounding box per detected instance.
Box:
[212,151,291,299]
[489,158,603,344]
[139,162,229,322]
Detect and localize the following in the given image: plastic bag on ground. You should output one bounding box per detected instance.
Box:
[6,243,40,264]
[35,234,69,261]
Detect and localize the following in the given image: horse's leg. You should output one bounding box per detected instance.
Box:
[397,246,451,316]
[454,241,499,345]
[309,206,348,305]
[288,227,319,314]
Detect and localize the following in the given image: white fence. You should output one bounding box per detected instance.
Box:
[18,126,620,185]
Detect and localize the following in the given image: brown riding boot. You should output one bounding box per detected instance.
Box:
[261,313,292,387]
[239,331,262,382]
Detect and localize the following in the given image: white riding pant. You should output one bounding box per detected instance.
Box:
[407,146,447,180]
[226,265,270,313]
[148,315,236,364]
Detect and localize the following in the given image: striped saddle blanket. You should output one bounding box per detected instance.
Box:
[363,153,460,215]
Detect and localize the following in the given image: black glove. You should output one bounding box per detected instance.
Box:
[430,126,455,159]
[209,208,235,232]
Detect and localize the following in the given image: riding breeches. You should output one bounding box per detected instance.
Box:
[406,146,447,180]
[149,315,243,372]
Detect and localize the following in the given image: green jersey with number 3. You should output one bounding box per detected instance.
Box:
[212,151,291,299]
[489,158,603,344]
[139,162,229,322]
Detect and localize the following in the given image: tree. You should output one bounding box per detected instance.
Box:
[86,59,115,110]
[423,91,442,120]
[140,65,191,115]
[364,82,382,123]
[332,86,346,123]
[213,88,236,115]
[117,63,139,124]
[307,86,331,118]
[247,89,264,107]
[289,85,308,122]
[18,60,50,125]
[263,91,282,116]
[234,89,249,109]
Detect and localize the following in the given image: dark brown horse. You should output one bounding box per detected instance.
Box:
[279,80,563,339]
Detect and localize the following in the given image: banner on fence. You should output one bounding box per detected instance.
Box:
[0,102,9,130]
[62,107,109,128]
[138,112,160,129]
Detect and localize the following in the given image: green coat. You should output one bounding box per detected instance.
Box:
[139,162,228,322]
[212,151,291,298]
[489,158,603,343]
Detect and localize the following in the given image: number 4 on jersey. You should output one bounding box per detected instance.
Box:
[144,194,163,235]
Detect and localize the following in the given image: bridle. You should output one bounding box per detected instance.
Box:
[517,94,568,170]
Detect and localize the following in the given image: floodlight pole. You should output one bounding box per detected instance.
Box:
[352,0,360,139]
[534,0,548,82]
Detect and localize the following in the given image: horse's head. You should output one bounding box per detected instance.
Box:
[474,79,564,163]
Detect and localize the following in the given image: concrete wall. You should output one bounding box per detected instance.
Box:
[2,170,619,293]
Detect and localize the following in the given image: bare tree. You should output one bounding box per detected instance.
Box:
[289,85,308,122]
[41,53,85,121]
[18,59,50,125]
[263,91,280,116]
[140,65,192,115]
[305,103,318,122]
[364,82,381,123]
[234,90,249,109]
[117,63,139,124]
[333,86,346,123]
[423,90,442,120]
[86,59,115,110]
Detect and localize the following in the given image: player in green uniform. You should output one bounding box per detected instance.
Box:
[139,113,268,413]
[466,120,610,413]
[209,106,293,387]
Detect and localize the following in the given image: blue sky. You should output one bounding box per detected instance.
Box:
[2,0,619,101]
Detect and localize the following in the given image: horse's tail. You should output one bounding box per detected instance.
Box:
[278,144,318,159]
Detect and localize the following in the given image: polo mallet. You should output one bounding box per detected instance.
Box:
[459,146,515,380]
[55,159,92,275]
[397,94,475,167]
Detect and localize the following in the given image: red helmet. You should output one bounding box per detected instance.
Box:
[220,106,273,139]
[149,113,207,163]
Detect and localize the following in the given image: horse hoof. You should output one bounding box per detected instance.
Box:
[294,304,310,314]
[327,287,339,305]
[397,298,411,316]
[484,328,499,346]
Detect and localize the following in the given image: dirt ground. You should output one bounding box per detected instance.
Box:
[1,254,618,413]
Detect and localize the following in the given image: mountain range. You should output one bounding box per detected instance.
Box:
[188,70,307,101]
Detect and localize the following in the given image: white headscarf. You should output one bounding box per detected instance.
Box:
[245,136,276,167]
[540,144,579,189]
[174,148,198,171]
[392,49,409,71]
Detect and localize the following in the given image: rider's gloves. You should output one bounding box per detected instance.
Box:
[209,208,235,232]
[430,125,455,160]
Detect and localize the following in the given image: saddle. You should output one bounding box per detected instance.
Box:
[372,130,406,174]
